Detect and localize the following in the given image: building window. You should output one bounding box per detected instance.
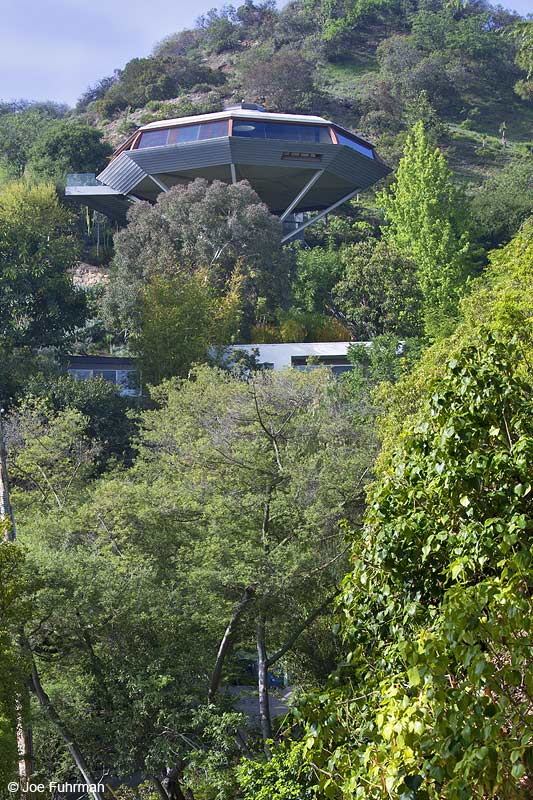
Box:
[334,131,374,159]
[232,121,331,143]
[137,129,168,148]
[291,356,352,374]
[93,369,117,383]
[138,121,229,149]
[68,368,140,396]
[69,369,91,382]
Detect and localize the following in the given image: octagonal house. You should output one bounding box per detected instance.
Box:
[66,103,390,243]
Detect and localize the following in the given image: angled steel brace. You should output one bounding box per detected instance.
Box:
[150,174,170,193]
[280,169,324,222]
[281,188,359,244]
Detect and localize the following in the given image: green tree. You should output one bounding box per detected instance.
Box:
[103,178,292,339]
[12,366,376,788]
[470,155,533,250]
[333,238,423,339]
[23,373,138,469]
[0,102,67,177]
[376,216,533,458]
[0,182,85,359]
[296,334,533,799]
[27,121,112,183]
[98,56,223,115]
[134,269,242,383]
[237,47,317,112]
[291,245,343,314]
[377,121,473,338]
[197,6,242,53]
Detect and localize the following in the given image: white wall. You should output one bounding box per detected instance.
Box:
[227,342,367,370]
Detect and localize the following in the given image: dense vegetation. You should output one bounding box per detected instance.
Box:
[0,1,532,798]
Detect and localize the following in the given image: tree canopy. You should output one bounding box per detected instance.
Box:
[0,181,85,353]
[103,178,292,340]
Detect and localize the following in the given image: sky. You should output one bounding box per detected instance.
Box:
[0,0,531,107]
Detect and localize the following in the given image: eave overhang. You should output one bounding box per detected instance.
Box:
[96,136,390,214]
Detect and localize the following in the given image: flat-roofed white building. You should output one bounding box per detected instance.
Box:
[227,341,367,374]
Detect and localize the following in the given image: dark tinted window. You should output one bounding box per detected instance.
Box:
[94,369,117,383]
[137,130,168,148]
[198,121,228,139]
[232,121,331,143]
[335,131,374,158]
[138,121,228,148]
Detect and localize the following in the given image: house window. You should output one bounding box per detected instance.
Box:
[232,121,331,143]
[93,369,117,383]
[137,129,168,148]
[138,121,229,149]
[67,367,141,396]
[334,131,374,159]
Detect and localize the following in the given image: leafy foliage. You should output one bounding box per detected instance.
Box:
[12,366,375,791]
[134,269,242,382]
[237,48,317,112]
[376,216,533,458]
[238,741,315,799]
[103,178,292,339]
[97,56,224,115]
[22,373,138,468]
[378,122,473,338]
[27,121,111,183]
[333,239,423,339]
[295,333,533,799]
[470,156,533,250]
[0,102,68,177]
[0,181,85,352]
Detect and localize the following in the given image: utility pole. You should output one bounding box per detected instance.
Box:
[0,409,33,794]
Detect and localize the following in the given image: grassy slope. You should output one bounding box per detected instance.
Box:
[316,54,532,185]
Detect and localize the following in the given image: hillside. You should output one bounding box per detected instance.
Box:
[75,0,532,182]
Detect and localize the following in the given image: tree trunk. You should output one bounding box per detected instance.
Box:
[15,691,32,799]
[0,412,16,541]
[1,414,32,792]
[266,590,340,668]
[29,657,105,800]
[164,766,195,800]
[151,777,169,800]
[208,585,256,703]
[256,614,272,756]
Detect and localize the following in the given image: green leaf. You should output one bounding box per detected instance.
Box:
[407,666,421,686]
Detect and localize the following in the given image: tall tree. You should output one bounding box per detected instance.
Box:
[0,181,85,356]
[333,239,423,339]
[10,366,376,786]
[378,121,473,338]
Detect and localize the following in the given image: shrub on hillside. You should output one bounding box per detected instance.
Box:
[237,47,317,112]
[97,56,224,115]
[27,121,111,182]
